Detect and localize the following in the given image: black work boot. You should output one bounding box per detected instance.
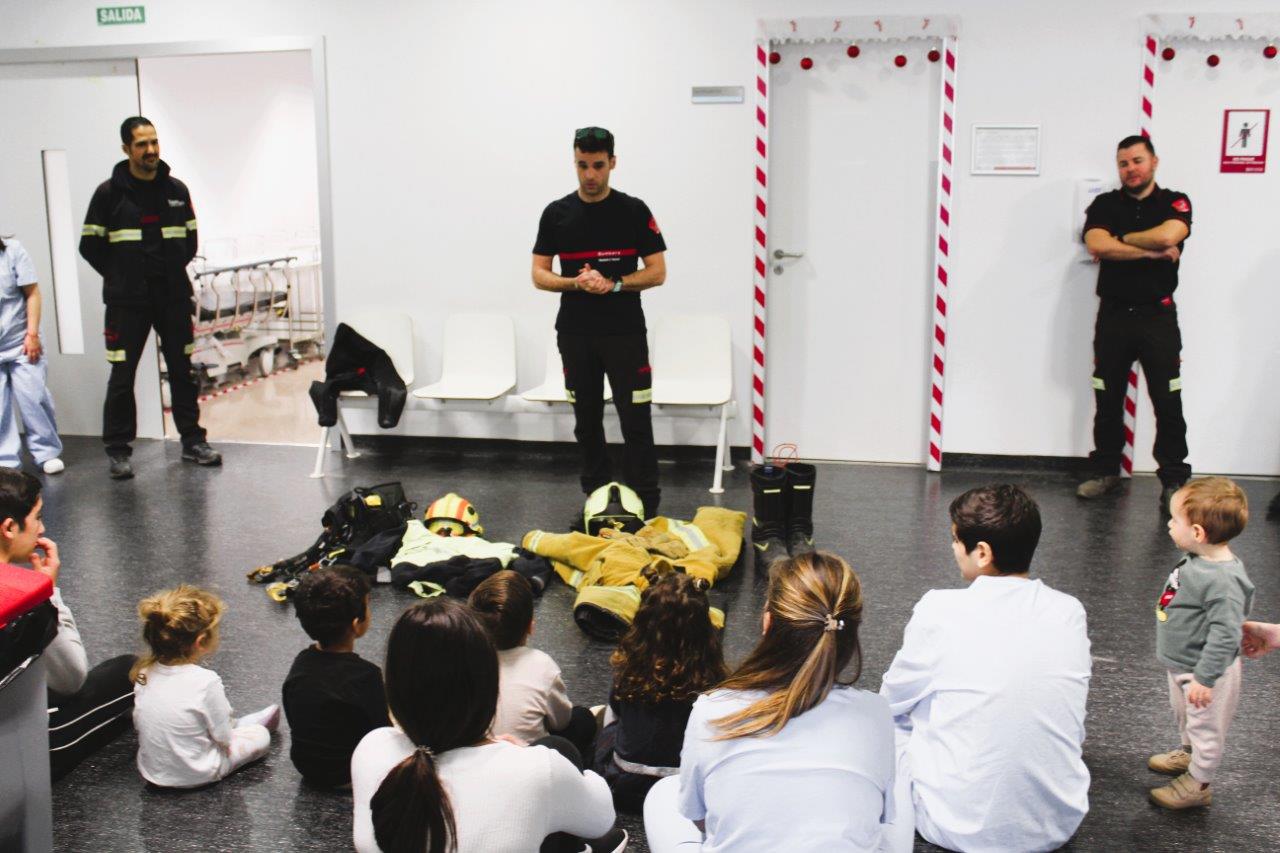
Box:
[750,464,789,567]
[107,452,133,480]
[785,462,816,556]
[182,442,223,466]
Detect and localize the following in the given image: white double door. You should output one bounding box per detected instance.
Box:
[765,41,939,463]
[0,60,164,438]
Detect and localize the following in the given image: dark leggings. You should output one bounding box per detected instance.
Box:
[550,705,599,768]
[49,654,136,782]
[535,735,619,853]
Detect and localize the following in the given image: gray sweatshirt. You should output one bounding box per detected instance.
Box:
[1155,553,1254,687]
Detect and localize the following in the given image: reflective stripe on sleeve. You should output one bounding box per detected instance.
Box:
[1091,377,1105,391]
[105,349,127,363]
[161,226,188,239]
[81,224,107,237]
[185,219,198,230]
[107,229,143,243]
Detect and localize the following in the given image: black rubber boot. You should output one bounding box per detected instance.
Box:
[750,464,789,567]
[785,462,816,556]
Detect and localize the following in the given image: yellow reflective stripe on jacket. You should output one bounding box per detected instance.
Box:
[185,219,198,230]
[161,226,188,239]
[81,224,107,237]
[183,343,195,355]
[107,229,143,243]
[632,388,653,404]
[105,349,127,363]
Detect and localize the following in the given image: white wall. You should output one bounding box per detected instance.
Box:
[4,0,1275,474]
[138,51,320,264]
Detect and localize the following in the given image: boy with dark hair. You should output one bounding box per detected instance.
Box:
[0,468,135,779]
[880,484,1091,853]
[470,570,598,761]
[282,565,389,789]
[1147,477,1253,810]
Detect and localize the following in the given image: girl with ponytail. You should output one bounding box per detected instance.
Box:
[351,597,626,853]
[643,552,896,852]
[131,585,280,788]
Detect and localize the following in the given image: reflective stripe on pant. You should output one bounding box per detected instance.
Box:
[0,351,63,467]
[558,332,660,515]
[48,654,135,782]
[103,293,205,453]
[1088,302,1190,485]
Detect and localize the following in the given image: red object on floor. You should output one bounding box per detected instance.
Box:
[1265,45,1278,59]
[1207,54,1220,67]
[846,44,860,59]
[894,54,908,68]
[800,56,813,70]
[0,563,51,628]
[1162,46,1176,61]
[769,51,781,65]
[927,49,941,62]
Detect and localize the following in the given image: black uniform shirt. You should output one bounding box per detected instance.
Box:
[281,646,391,788]
[533,189,667,335]
[1082,185,1192,306]
[129,174,167,280]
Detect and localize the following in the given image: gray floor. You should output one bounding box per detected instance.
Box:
[41,436,1280,852]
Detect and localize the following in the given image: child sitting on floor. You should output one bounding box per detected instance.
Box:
[469,570,597,761]
[283,565,390,789]
[131,585,280,788]
[593,572,726,812]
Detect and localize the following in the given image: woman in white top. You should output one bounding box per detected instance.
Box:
[643,552,895,853]
[351,597,626,853]
[0,235,63,474]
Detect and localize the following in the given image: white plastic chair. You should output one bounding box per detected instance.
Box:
[413,314,516,401]
[650,315,735,493]
[522,338,612,403]
[310,309,415,478]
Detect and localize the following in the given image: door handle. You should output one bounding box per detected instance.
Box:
[773,249,804,260]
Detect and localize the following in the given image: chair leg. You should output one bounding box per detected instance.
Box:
[310,427,329,478]
[336,409,361,459]
[710,404,729,494]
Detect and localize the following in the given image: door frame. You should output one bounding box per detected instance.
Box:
[0,37,337,349]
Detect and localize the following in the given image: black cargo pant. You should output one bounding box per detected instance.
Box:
[1089,300,1191,486]
[49,654,135,781]
[558,332,660,516]
[103,280,205,455]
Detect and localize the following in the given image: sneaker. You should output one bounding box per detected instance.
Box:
[1150,772,1211,810]
[108,454,134,480]
[181,442,222,466]
[1076,475,1123,499]
[41,458,65,475]
[580,828,628,853]
[1148,746,1191,775]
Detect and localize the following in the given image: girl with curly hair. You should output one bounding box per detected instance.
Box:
[592,572,726,812]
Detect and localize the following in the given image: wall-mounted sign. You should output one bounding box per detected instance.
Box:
[1221,109,1269,173]
[691,86,745,104]
[971,124,1040,175]
[97,6,145,26]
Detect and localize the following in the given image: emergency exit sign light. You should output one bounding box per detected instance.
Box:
[97,6,145,25]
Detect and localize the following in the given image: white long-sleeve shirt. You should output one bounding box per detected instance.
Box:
[351,728,615,853]
[133,663,236,787]
[45,588,88,697]
[492,646,573,744]
[880,576,1091,853]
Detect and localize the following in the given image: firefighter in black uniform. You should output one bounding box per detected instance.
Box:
[1078,135,1191,514]
[532,127,667,518]
[80,117,221,480]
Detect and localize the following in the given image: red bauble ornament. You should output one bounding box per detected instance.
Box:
[1207,53,1220,67]
[1161,46,1176,61]
[894,54,908,68]
[846,44,860,59]
[1265,44,1278,59]
[769,51,781,65]
[800,57,814,70]
[927,49,941,63]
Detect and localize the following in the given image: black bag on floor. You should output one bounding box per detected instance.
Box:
[248,482,416,601]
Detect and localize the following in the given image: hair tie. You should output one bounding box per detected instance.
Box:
[416,745,434,759]
[823,613,845,633]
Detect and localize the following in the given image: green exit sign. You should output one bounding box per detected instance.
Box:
[97,6,145,25]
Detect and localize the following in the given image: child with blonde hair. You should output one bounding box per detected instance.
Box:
[131,585,279,787]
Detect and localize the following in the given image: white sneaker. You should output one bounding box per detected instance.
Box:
[42,458,65,475]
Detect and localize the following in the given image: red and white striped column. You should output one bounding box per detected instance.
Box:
[926,36,957,472]
[751,42,771,465]
[1121,35,1160,476]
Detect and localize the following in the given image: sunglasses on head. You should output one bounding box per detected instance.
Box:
[575,127,611,141]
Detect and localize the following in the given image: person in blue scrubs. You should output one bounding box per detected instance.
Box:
[0,235,64,474]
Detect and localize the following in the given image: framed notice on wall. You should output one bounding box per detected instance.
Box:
[971,124,1041,175]
[1221,109,1269,173]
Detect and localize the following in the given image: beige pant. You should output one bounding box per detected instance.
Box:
[1168,657,1242,783]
